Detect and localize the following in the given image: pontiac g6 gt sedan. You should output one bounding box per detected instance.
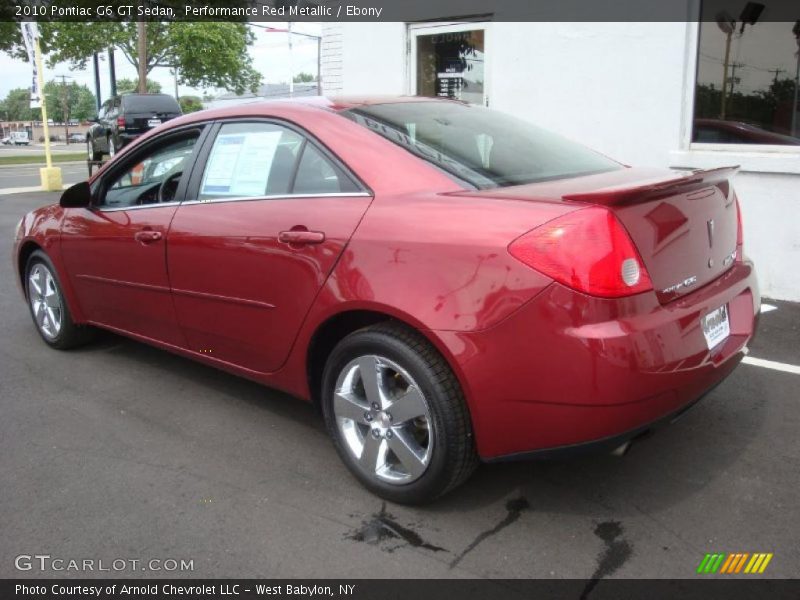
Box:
[14,97,759,503]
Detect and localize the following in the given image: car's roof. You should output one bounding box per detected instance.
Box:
[167,95,461,128]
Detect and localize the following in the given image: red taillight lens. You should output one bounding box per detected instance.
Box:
[508,207,653,298]
[117,116,125,129]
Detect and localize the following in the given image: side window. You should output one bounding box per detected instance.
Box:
[199,122,303,200]
[293,144,360,194]
[99,134,199,209]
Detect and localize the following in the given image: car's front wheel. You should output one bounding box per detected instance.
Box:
[25,251,94,350]
[322,322,477,504]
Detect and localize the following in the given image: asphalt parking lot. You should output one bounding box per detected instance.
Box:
[1,191,798,581]
[0,163,86,193]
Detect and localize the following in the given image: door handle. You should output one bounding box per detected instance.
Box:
[278,229,325,245]
[134,230,162,244]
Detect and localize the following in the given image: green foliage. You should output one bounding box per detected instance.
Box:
[0,88,35,121]
[179,96,204,114]
[695,78,798,134]
[116,78,163,94]
[293,72,316,83]
[0,22,262,95]
[42,80,97,122]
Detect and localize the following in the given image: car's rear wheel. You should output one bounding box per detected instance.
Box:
[321,322,477,504]
[25,251,94,350]
[87,138,101,162]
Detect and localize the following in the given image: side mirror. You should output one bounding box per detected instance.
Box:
[60,181,92,208]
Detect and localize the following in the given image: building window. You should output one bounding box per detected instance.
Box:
[693,5,800,146]
[413,27,485,105]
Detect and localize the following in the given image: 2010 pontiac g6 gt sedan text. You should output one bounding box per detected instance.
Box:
[13,97,759,503]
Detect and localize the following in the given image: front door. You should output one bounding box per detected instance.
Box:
[409,22,489,106]
[60,128,205,346]
[167,120,372,373]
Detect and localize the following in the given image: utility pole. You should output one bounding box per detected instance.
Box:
[768,67,785,86]
[728,62,744,103]
[720,27,733,119]
[137,18,147,93]
[55,74,72,144]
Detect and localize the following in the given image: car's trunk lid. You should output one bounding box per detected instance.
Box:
[454,166,740,303]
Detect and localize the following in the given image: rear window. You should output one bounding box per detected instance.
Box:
[343,102,621,189]
[121,94,181,114]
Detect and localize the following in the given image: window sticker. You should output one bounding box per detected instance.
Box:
[201,130,282,197]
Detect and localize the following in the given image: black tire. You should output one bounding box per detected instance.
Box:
[321,322,478,504]
[87,137,101,162]
[25,250,95,350]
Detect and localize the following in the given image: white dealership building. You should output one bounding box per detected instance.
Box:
[320,18,800,301]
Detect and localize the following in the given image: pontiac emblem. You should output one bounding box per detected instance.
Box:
[707,219,715,248]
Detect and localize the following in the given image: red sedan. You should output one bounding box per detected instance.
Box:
[13,97,759,503]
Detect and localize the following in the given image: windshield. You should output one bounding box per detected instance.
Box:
[122,94,181,113]
[343,102,621,189]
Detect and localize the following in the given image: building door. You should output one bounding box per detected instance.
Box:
[409,23,489,106]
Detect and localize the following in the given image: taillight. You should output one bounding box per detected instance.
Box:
[117,116,125,129]
[735,194,744,259]
[508,207,653,298]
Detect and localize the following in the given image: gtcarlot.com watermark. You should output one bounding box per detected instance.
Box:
[15,554,194,573]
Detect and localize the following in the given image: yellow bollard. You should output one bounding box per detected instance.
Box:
[32,35,63,192]
[39,166,63,191]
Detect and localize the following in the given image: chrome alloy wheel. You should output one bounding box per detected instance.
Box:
[333,355,434,484]
[28,263,63,340]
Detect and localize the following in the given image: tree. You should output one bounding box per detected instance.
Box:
[293,72,316,83]
[179,96,204,114]
[0,88,35,121]
[42,80,97,122]
[0,22,262,95]
[116,78,162,95]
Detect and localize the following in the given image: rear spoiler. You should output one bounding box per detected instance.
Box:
[562,166,739,205]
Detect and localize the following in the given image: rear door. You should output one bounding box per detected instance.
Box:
[167,119,372,373]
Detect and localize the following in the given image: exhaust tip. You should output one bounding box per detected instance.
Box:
[610,441,631,457]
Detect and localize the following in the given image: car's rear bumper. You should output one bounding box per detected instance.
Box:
[435,260,760,459]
